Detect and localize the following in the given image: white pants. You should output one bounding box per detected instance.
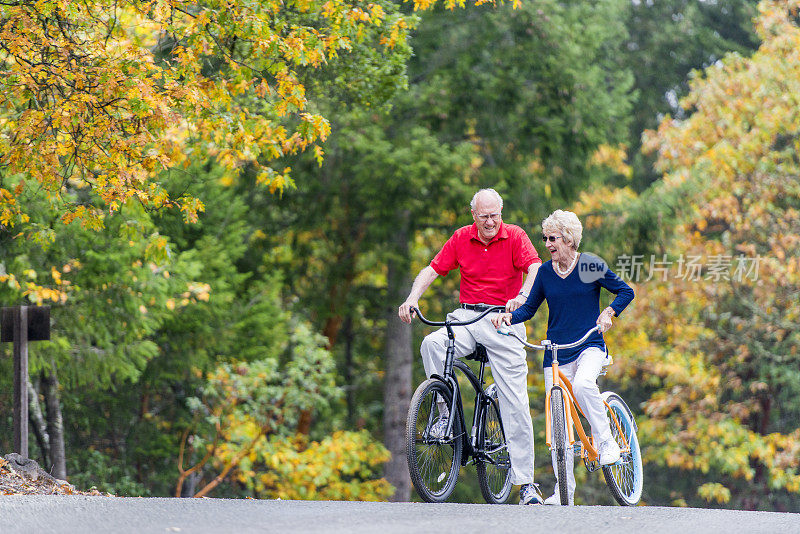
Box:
[420,308,535,486]
[543,346,612,502]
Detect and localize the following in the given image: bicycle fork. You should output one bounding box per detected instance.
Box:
[441,333,461,440]
[544,346,574,451]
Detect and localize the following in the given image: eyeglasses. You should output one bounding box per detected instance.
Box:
[476,213,501,222]
[542,235,563,243]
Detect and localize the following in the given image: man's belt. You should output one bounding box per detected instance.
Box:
[461,303,505,313]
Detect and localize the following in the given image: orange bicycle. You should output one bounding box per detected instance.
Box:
[499,325,643,506]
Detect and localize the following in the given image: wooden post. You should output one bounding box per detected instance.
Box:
[12,306,28,457]
[2,305,50,460]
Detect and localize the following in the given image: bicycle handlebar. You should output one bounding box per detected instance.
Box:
[410,306,505,327]
[497,325,601,351]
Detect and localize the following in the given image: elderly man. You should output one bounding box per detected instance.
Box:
[398,188,543,505]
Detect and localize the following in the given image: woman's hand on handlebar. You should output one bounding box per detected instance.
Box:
[596,306,615,333]
[491,312,513,329]
[398,300,418,324]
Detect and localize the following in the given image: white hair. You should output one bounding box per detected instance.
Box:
[542,209,583,250]
[470,188,503,211]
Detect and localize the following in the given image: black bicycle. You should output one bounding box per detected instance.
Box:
[406,306,512,504]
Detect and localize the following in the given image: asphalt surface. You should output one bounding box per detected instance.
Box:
[0,496,798,534]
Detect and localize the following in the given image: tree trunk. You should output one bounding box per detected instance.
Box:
[181,471,201,498]
[342,315,356,427]
[42,364,67,481]
[383,212,413,502]
[27,378,50,468]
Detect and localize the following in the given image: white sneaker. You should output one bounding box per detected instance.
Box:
[544,484,573,505]
[428,416,449,439]
[598,438,621,465]
[544,493,560,505]
[519,483,544,505]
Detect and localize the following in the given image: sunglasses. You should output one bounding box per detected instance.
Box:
[542,235,563,243]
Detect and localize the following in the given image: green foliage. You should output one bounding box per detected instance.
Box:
[622,0,760,190]
[0,190,192,388]
[189,322,339,438]
[409,0,635,213]
[68,449,150,497]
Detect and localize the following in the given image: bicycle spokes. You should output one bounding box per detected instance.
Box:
[606,411,636,491]
[476,396,512,504]
[601,398,643,505]
[407,380,462,502]
[482,407,510,466]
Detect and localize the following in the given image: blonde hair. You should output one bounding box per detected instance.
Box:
[542,210,582,250]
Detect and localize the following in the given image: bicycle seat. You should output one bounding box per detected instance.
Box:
[464,343,489,363]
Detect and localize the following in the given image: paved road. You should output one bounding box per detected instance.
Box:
[0,496,798,534]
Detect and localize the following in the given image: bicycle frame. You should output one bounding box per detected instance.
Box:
[501,326,631,467]
[412,306,510,467]
[449,358,499,465]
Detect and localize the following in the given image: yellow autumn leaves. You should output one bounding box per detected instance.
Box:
[233,431,393,501]
[0,0,408,234]
[595,0,800,505]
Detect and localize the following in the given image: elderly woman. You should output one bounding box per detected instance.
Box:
[492,209,634,506]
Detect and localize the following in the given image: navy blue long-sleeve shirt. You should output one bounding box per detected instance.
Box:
[510,255,634,367]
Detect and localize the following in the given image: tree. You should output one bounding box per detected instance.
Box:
[0,192,191,479]
[581,0,800,509]
[408,0,635,213]
[256,0,640,501]
[175,322,392,500]
[621,0,760,190]
[0,0,422,231]
[0,0,442,492]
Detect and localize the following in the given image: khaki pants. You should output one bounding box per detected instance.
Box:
[420,307,535,486]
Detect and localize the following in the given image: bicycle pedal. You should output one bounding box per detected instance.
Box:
[583,458,601,472]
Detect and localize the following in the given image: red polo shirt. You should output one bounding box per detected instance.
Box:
[430,222,540,305]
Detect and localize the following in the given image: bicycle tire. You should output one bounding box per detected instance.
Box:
[406,378,463,502]
[550,388,570,506]
[601,393,644,506]
[476,395,512,504]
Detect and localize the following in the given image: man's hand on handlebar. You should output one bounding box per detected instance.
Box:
[398,301,418,324]
[491,312,513,329]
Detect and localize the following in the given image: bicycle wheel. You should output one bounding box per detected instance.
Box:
[602,393,644,506]
[476,395,512,504]
[550,388,570,506]
[406,378,463,502]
